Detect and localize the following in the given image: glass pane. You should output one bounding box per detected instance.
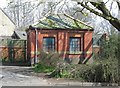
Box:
[69,37,80,53]
[43,37,55,52]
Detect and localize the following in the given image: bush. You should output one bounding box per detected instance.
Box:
[50,58,119,83]
[38,51,61,67]
[33,51,61,73]
[33,63,55,73]
[50,61,72,78]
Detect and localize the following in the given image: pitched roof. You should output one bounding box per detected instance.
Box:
[32,14,93,29]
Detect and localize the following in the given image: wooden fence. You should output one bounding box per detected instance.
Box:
[0,39,27,64]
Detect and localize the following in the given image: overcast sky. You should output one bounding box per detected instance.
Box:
[0,0,8,8]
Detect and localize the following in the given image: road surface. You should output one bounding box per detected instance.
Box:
[0,66,51,86]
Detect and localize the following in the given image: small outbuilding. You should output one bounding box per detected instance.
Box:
[12,30,27,40]
[26,14,94,65]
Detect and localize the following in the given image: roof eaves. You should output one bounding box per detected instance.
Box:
[28,26,94,31]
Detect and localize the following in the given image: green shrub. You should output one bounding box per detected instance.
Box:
[33,63,55,73]
[49,60,80,78]
[38,51,61,67]
[50,58,119,83]
[33,51,61,73]
[78,58,118,83]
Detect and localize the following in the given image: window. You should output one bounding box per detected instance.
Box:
[43,37,55,52]
[69,37,81,53]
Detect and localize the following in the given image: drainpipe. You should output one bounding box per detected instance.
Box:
[82,33,85,64]
[35,28,38,64]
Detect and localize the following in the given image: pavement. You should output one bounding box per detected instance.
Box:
[0,65,119,87]
[1,66,51,86]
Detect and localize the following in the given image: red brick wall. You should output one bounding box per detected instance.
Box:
[83,32,93,63]
[27,30,36,63]
[0,46,26,62]
[27,29,93,64]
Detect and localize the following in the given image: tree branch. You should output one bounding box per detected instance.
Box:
[78,2,113,20]
[117,1,120,10]
[77,2,120,31]
[90,2,111,16]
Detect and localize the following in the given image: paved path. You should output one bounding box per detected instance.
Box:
[0,66,51,86]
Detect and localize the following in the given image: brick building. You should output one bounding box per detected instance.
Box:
[26,14,94,65]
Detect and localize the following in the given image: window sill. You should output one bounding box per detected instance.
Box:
[68,51,83,55]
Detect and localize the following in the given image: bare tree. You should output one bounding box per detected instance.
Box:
[4,0,37,29]
[72,1,120,31]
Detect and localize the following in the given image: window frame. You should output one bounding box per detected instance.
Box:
[69,37,81,54]
[43,37,55,52]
